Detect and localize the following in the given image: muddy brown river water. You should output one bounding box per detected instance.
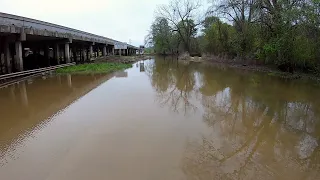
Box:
[0,57,320,180]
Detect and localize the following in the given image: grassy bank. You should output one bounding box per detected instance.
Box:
[56,63,132,74]
[95,55,153,63]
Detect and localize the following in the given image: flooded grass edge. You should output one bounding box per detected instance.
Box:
[55,63,132,74]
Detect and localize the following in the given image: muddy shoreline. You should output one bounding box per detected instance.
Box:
[192,58,320,82]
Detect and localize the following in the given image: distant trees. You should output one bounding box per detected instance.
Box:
[147,0,320,73]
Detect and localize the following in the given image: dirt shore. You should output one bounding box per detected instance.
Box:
[202,58,320,82]
[177,55,320,81]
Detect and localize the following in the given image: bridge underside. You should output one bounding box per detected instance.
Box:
[0,33,137,75]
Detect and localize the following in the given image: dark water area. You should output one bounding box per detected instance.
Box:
[0,57,319,179]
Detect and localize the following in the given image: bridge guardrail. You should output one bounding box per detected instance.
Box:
[0,63,75,81]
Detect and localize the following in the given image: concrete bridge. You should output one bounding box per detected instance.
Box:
[0,12,138,74]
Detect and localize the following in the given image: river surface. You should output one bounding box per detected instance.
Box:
[0,57,320,180]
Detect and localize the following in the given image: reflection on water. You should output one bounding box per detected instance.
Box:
[115,70,128,78]
[0,57,319,180]
[146,59,198,114]
[0,73,115,161]
[140,62,145,72]
[146,57,320,179]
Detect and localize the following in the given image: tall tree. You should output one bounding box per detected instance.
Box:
[149,18,175,54]
[156,0,202,53]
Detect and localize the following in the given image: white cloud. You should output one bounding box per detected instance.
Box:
[1,0,170,46]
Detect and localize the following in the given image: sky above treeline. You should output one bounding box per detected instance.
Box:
[1,0,173,46]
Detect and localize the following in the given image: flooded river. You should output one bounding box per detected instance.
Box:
[0,57,320,180]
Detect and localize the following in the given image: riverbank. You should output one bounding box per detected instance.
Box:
[224,62,320,82]
[179,55,320,82]
[56,63,132,74]
[205,60,320,82]
[56,55,153,74]
[95,55,153,64]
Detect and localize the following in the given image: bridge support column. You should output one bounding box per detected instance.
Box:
[96,47,99,58]
[44,45,50,66]
[71,47,76,63]
[86,47,89,61]
[0,40,4,74]
[102,45,107,57]
[89,45,93,60]
[54,44,60,65]
[64,43,70,63]
[78,49,82,63]
[15,41,23,71]
[4,39,11,73]
[108,47,112,55]
[82,48,86,62]
[78,49,81,63]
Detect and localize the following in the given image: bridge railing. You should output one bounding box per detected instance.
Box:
[0,63,75,81]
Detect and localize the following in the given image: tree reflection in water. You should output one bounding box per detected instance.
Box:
[146,57,198,114]
[147,57,320,180]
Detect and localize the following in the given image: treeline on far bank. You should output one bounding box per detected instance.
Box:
[146,0,320,74]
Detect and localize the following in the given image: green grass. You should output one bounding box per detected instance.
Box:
[56,63,132,74]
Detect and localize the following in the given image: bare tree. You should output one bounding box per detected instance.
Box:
[212,0,257,23]
[156,0,203,53]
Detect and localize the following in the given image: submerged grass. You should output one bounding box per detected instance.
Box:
[56,63,132,74]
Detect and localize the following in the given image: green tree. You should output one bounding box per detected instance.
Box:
[202,16,236,56]
[149,18,173,54]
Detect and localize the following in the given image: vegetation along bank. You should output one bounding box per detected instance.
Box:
[145,0,320,76]
[56,63,132,74]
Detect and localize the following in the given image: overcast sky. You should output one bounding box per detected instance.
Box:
[1,0,171,46]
